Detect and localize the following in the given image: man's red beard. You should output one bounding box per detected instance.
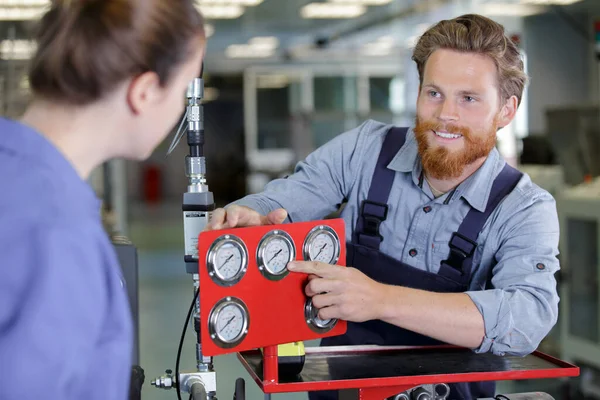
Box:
[413,117,498,180]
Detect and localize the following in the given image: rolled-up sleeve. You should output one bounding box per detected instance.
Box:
[465,189,560,357]
[231,120,375,222]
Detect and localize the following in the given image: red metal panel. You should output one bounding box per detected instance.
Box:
[198,219,347,356]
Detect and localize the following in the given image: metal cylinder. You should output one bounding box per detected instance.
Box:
[434,383,450,399]
[187,105,202,133]
[187,78,204,100]
[411,387,431,400]
[186,156,206,178]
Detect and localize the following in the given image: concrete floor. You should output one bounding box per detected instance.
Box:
[128,200,573,400]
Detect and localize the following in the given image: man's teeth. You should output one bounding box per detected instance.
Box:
[434,131,462,139]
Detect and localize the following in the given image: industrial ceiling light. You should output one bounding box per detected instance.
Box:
[329,0,392,5]
[300,3,366,19]
[480,3,545,16]
[225,36,278,58]
[197,4,244,19]
[0,0,48,5]
[0,6,45,20]
[225,44,274,58]
[0,39,37,59]
[197,0,263,5]
[248,36,279,50]
[521,0,583,4]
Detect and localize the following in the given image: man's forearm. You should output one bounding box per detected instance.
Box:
[377,285,485,349]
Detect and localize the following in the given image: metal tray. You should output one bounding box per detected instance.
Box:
[237,345,580,394]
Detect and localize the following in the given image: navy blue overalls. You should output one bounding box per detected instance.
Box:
[310,127,522,400]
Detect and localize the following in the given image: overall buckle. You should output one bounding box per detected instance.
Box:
[360,200,389,239]
[444,232,477,274]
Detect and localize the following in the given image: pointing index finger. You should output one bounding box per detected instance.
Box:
[288,261,343,278]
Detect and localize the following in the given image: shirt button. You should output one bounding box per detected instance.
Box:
[409,249,418,257]
[423,206,432,213]
[536,263,546,270]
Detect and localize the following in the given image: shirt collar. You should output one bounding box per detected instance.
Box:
[386,126,505,212]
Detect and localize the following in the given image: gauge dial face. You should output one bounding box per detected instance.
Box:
[263,237,292,274]
[257,230,295,280]
[206,235,248,287]
[304,298,337,333]
[215,243,243,280]
[303,226,340,265]
[209,297,249,348]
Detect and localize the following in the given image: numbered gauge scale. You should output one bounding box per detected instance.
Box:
[208,297,250,348]
[303,225,341,264]
[256,230,296,280]
[206,234,248,287]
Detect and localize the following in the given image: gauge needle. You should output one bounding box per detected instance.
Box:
[219,254,234,269]
[220,315,236,333]
[314,243,327,259]
[268,249,282,263]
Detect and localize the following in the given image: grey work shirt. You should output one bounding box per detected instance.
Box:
[232,119,560,357]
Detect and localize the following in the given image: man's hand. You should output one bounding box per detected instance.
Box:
[205,205,288,230]
[287,261,388,323]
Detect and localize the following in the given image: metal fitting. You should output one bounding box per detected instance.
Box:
[187,78,204,100]
[150,370,174,390]
[180,371,217,393]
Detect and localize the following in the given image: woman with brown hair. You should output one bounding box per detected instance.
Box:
[0,1,206,399]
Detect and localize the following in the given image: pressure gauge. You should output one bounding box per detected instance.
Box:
[302,225,341,265]
[208,297,249,348]
[256,230,296,281]
[206,234,248,287]
[304,298,337,333]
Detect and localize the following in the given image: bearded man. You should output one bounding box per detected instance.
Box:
[207,14,560,400]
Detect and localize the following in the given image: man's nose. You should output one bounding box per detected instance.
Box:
[437,99,459,122]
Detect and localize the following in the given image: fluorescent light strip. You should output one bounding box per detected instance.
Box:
[329,0,392,5]
[248,36,279,50]
[198,0,262,5]
[0,0,48,6]
[0,6,45,20]
[225,44,274,58]
[480,3,545,16]
[0,39,37,59]
[300,3,366,19]
[521,0,582,4]
[197,4,244,19]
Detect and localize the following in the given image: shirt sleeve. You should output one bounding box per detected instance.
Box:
[465,188,560,357]
[230,120,377,222]
[0,224,108,399]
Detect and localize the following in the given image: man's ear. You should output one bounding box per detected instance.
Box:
[126,71,162,116]
[497,95,518,128]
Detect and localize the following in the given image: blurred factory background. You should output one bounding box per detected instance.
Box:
[3,0,600,399]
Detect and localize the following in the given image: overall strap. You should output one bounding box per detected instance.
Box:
[355,126,408,250]
[438,163,523,282]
